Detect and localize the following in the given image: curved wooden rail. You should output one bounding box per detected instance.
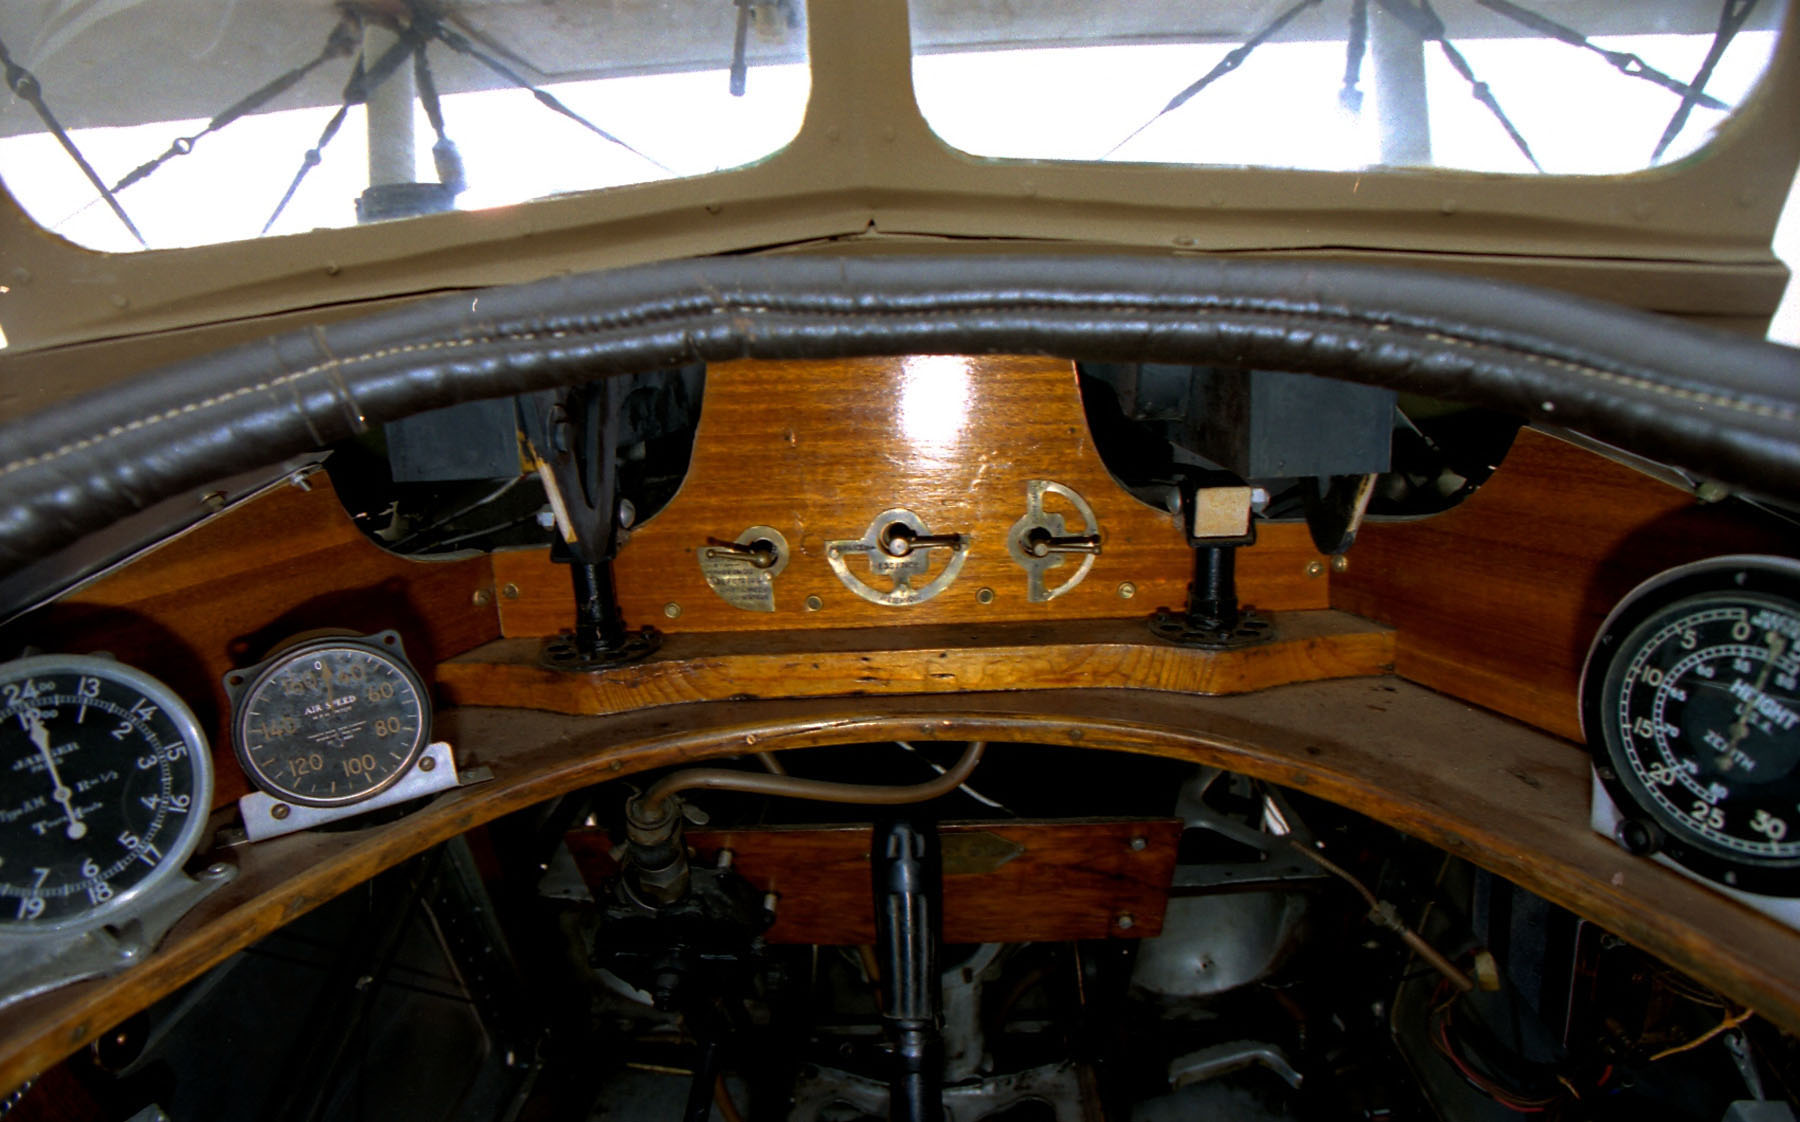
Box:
[2,679,1797,1092]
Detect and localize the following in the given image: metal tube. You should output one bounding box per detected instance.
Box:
[642,742,986,814]
[364,24,417,187]
[1371,1,1432,165]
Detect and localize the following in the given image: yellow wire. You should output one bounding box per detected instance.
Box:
[1649,1007,1755,1062]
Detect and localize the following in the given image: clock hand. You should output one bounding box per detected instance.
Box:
[26,708,86,839]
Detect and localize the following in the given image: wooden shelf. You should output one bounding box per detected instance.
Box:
[438,611,1394,713]
[2,679,1796,1092]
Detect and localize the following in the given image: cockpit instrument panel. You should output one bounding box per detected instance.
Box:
[226,631,432,810]
[1584,555,1800,914]
[0,654,229,1006]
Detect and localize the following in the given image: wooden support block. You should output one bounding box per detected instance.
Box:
[438,611,1394,715]
[566,818,1184,944]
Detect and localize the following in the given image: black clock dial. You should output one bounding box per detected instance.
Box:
[1584,556,1800,896]
[0,656,211,931]
[230,634,430,809]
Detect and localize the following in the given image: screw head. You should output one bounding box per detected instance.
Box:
[976,587,995,605]
[1115,912,1135,930]
[472,588,493,606]
[663,602,683,619]
[1304,560,1326,579]
[805,595,824,612]
[501,583,521,600]
[1117,581,1137,599]
[1128,836,1147,851]
[271,803,292,821]
[418,754,437,773]
[1330,554,1349,573]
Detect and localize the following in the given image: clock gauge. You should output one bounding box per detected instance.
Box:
[0,654,229,1006]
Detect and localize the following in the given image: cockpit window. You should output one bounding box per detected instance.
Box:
[0,1,809,253]
[909,0,1786,174]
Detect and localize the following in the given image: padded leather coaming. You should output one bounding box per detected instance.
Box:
[0,254,1796,578]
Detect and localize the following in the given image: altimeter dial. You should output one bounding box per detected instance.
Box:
[228,631,431,809]
[0,655,211,932]
[1583,555,1800,896]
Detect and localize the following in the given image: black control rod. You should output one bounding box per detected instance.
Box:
[872,817,944,1122]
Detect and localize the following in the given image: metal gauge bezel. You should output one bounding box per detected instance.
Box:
[0,653,214,936]
[1580,554,1800,896]
[227,631,432,809]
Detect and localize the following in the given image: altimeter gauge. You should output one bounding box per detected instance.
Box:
[0,654,231,1007]
[227,631,432,810]
[1582,555,1800,905]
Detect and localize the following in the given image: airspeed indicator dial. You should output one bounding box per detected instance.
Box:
[228,631,430,809]
[1583,555,1800,896]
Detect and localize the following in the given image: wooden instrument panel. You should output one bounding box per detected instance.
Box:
[1334,429,1798,741]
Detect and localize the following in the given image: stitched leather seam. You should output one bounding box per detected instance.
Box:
[2,305,1791,480]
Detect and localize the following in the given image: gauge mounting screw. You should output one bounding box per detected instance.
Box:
[1614,818,1664,857]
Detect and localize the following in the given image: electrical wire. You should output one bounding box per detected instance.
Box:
[1649,1006,1755,1062]
[894,740,1010,811]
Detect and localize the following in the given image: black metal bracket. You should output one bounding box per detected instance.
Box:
[1149,478,1272,650]
[518,384,661,670]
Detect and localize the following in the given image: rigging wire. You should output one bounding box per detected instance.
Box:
[1373,0,1542,171]
[111,15,362,197]
[0,31,144,246]
[262,27,422,234]
[1102,0,1325,160]
[1652,0,1761,162]
[1468,0,1729,110]
[421,18,672,174]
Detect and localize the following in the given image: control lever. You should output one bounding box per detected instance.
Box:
[872,817,944,1122]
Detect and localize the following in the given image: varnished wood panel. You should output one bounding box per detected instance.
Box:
[3,475,502,806]
[438,612,1393,714]
[566,819,1183,944]
[1332,429,1798,741]
[6,682,1800,1091]
[496,356,1329,637]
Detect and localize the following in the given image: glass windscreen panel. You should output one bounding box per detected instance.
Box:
[909,0,1787,174]
[0,1,809,252]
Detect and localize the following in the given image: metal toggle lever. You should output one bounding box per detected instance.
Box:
[879,521,966,558]
[1021,526,1101,558]
[702,536,781,569]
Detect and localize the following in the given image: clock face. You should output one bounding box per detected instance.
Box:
[231,634,431,809]
[0,656,211,932]
[1584,556,1800,896]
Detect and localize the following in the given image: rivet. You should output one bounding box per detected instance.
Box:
[1117,581,1137,599]
[976,587,995,605]
[271,804,292,821]
[664,602,683,619]
[805,595,824,612]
